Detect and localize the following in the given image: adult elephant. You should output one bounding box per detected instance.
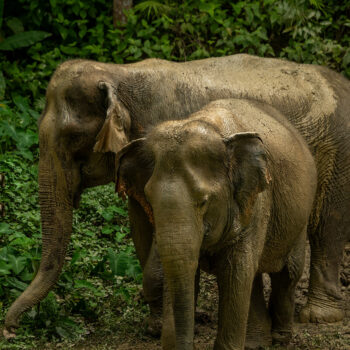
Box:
[4,54,350,337]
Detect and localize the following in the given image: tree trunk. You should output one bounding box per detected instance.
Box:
[113,0,133,26]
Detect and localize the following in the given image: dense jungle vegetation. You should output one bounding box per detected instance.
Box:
[0,0,349,348]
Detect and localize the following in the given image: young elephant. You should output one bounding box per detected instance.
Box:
[116,99,317,350]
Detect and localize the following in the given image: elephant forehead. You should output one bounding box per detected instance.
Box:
[47,78,95,111]
[151,130,223,162]
[49,62,114,100]
[151,119,223,148]
[149,138,225,184]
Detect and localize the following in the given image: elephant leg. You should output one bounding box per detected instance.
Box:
[245,274,272,349]
[300,229,346,323]
[214,249,255,350]
[300,188,350,323]
[128,198,163,336]
[143,241,163,336]
[269,231,306,345]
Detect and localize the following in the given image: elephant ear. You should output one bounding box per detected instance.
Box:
[93,81,131,154]
[115,138,155,224]
[224,132,271,227]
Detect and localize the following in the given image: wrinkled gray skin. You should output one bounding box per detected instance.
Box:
[117,99,317,350]
[4,54,350,338]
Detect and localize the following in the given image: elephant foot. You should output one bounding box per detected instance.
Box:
[144,314,162,337]
[299,283,344,323]
[271,329,292,345]
[299,299,344,323]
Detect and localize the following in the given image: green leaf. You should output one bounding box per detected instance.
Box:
[58,26,69,40]
[108,249,130,276]
[125,262,142,280]
[18,150,34,161]
[134,1,172,18]
[245,7,254,25]
[55,326,71,339]
[74,279,96,291]
[15,131,38,150]
[60,45,79,55]
[343,50,350,67]
[115,231,126,243]
[101,210,114,222]
[6,277,28,290]
[8,255,27,274]
[70,250,85,265]
[0,120,17,139]
[112,206,128,217]
[12,94,30,112]
[198,2,218,17]
[0,222,11,235]
[55,317,83,339]
[0,31,51,51]
[101,226,114,235]
[0,247,10,262]
[0,261,11,275]
[9,236,36,247]
[309,0,324,9]
[20,268,34,281]
[6,17,24,34]
[79,27,87,38]
[0,70,5,99]
[101,205,128,221]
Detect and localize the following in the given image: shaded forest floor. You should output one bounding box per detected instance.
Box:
[27,242,350,350]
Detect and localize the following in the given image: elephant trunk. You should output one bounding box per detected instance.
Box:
[156,211,201,350]
[4,151,74,337]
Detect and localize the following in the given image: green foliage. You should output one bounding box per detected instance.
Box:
[0,0,349,347]
[0,31,51,51]
[0,98,39,159]
[0,155,40,304]
[108,249,142,281]
[0,0,348,103]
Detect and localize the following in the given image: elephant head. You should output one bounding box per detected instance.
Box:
[116,119,270,349]
[4,60,132,337]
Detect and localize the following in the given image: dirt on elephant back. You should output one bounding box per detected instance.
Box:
[55,242,350,350]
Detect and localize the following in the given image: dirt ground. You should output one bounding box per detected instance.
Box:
[2,243,348,349]
[64,242,350,350]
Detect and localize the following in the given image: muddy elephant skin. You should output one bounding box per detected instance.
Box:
[4,54,350,337]
[116,99,317,350]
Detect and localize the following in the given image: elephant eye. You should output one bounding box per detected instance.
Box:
[199,195,209,209]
